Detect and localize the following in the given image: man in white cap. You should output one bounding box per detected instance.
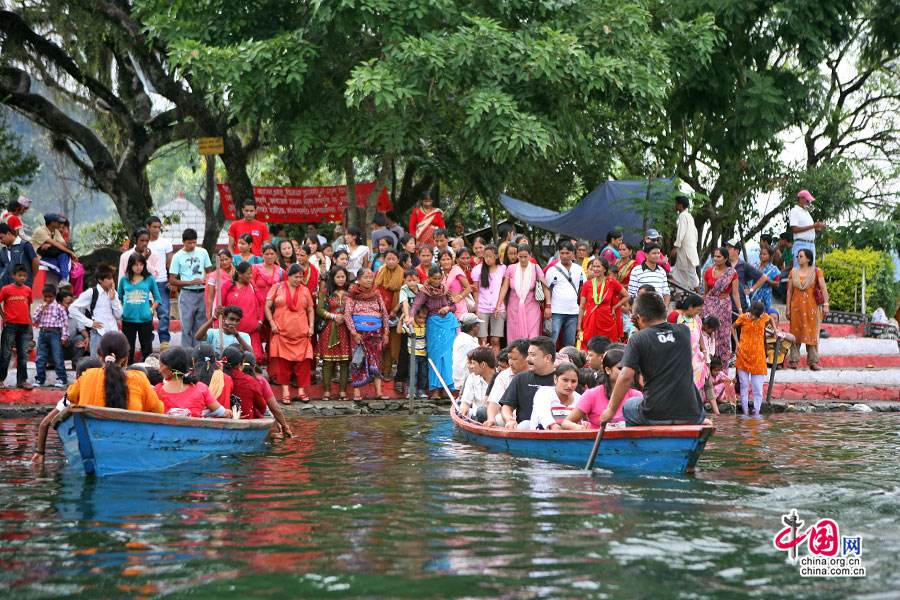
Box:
[789,190,824,262]
[670,195,700,292]
[452,313,483,390]
[633,229,671,273]
[1,196,31,242]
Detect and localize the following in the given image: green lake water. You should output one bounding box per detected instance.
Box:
[1,413,898,599]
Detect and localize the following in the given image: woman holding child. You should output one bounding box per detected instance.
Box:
[409,266,459,399]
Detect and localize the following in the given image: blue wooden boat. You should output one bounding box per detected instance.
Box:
[54,405,274,476]
[450,407,714,474]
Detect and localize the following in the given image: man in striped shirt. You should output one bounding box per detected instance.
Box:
[628,242,670,306]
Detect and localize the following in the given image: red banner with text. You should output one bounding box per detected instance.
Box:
[217,183,391,223]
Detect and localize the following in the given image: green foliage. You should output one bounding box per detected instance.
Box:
[74,217,129,253]
[820,248,899,315]
[830,215,900,258]
[0,111,40,200]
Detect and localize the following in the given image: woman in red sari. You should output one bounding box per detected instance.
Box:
[296,244,319,298]
[408,191,445,247]
[222,261,263,362]
[252,243,284,352]
[265,264,315,404]
[577,257,629,342]
[616,242,636,289]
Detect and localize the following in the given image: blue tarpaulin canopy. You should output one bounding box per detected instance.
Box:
[500,179,676,244]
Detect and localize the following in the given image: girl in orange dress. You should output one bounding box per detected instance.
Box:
[731,300,770,415]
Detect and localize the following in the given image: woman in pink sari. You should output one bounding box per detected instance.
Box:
[251,243,284,351]
[496,244,551,340]
[437,249,471,319]
[408,191,445,247]
[222,261,263,362]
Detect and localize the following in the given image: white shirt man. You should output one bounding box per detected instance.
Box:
[544,242,586,347]
[70,273,123,358]
[671,195,700,291]
[452,314,482,390]
[789,189,824,261]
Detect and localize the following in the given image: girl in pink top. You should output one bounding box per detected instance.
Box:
[437,248,471,319]
[155,347,230,418]
[561,348,641,429]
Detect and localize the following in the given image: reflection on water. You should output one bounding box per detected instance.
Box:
[0,413,898,598]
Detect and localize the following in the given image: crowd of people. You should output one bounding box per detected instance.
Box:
[12,188,835,460]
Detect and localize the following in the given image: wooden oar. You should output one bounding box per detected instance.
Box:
[583,423,607,471]
[427,358,462,415]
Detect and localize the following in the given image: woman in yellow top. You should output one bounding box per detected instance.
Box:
[66,331,164,413]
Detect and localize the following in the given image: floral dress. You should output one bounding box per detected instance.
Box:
[316,292,350,362]
[677,314,708,389]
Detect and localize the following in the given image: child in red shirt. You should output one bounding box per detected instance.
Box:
[0,265,34,388]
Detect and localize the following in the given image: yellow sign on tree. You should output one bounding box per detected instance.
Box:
[198,137,224,155]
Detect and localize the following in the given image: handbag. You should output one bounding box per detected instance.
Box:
[813,270,825,305]
[533,265,545,302]
[351,343,366,369]
[314,313,328,334]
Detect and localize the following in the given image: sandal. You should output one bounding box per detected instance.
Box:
[339,393,348,401]
[378,395,391,401]
[281,394,291,405]
[322,393,331,402]
[299,394,311,403]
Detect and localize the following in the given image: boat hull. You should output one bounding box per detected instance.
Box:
[451,408,713,474]
[55,406,273,476]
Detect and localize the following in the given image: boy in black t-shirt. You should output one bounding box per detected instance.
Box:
[599,292,708,427]
[499,336,557,428]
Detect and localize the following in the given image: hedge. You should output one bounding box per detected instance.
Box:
[819,248,899,315]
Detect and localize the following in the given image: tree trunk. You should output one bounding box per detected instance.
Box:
[344,155,359,231]
[362,152,395,245]
[109,157,153,235]
[201,155,219,255]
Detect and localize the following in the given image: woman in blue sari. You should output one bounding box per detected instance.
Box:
[408,265,459,399]
[751,245,780,310]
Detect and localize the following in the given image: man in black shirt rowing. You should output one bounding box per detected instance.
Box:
[600,292,708,427]
[499,336,557,428]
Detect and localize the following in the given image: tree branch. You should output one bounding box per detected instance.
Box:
[0,66,116,180]
[0,10,131,125]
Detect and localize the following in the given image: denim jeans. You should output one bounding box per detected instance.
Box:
[35,330,67,385]
[793,240,816,263]
[0,323,31,385]
[622,395,706,426]
[551,313,578,348]
[156,281,171,343]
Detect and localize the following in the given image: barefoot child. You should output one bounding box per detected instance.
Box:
[703,356,735,414]
[732,300,770,415]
